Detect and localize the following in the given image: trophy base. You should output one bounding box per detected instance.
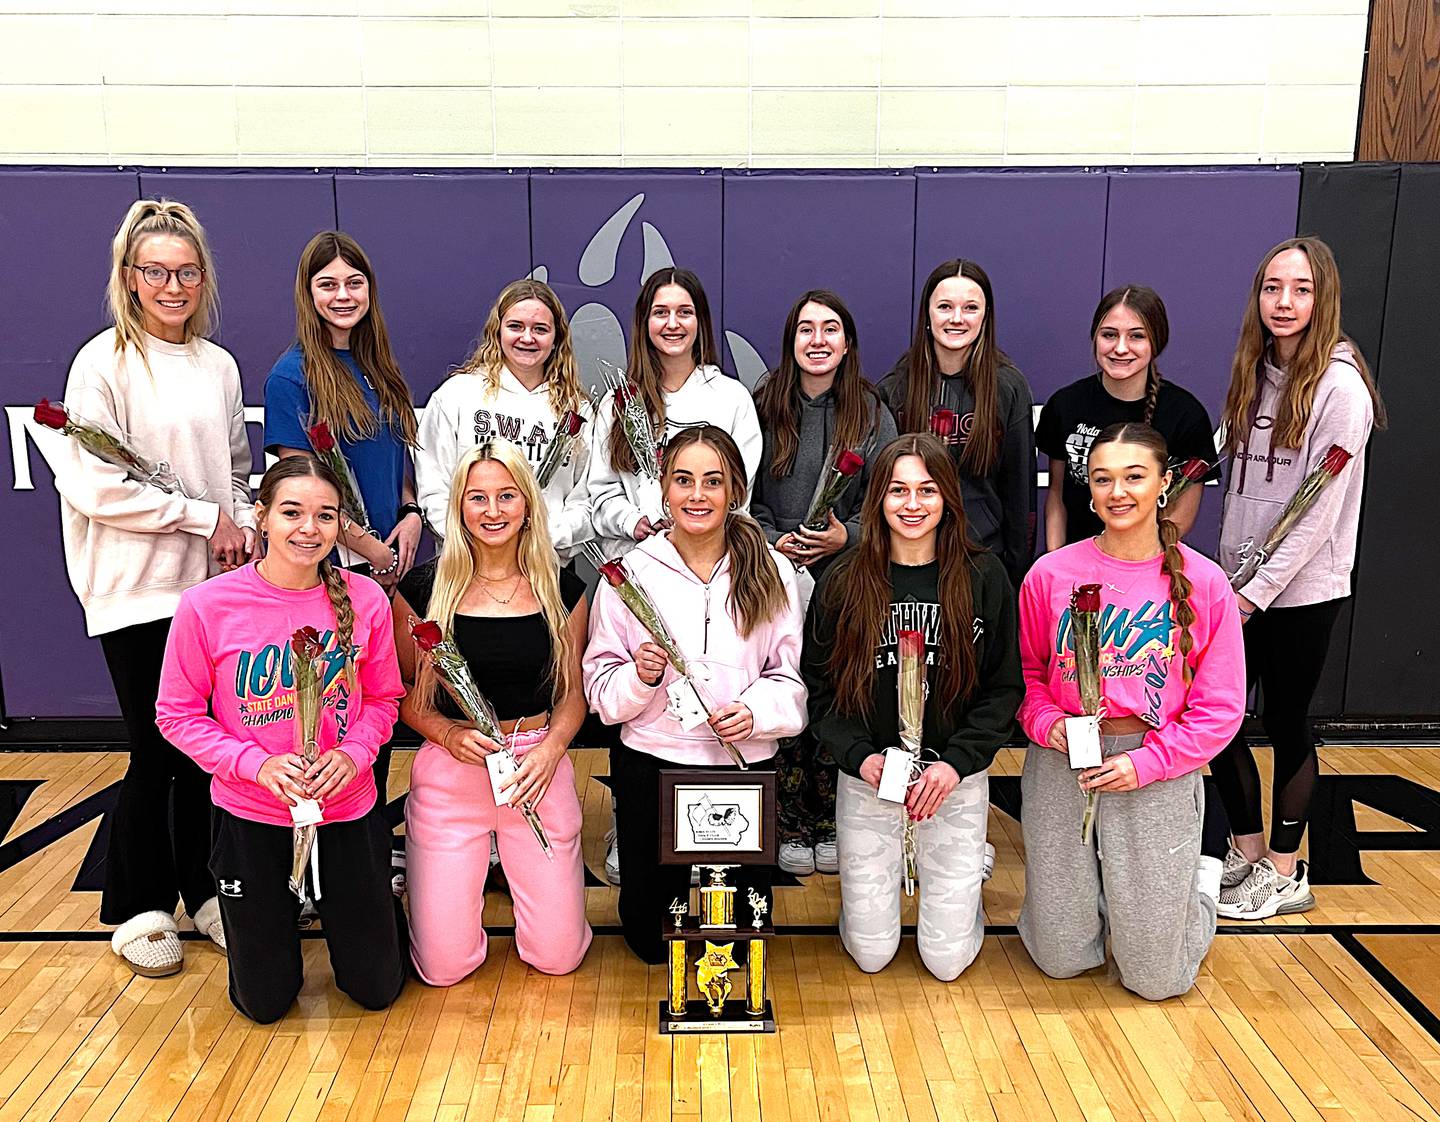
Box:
[658,1000,776,1034]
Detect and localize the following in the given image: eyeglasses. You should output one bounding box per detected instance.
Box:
[129,263,205,289]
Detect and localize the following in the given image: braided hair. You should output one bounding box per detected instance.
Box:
[1089,422,1195,680]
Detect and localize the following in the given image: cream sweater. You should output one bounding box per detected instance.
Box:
[37,329,256,637]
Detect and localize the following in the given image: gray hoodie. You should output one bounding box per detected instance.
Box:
[1218,342,1375,610]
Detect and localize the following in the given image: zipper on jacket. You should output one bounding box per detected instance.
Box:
[702,584,711,654]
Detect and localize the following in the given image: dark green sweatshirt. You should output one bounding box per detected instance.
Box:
[802,553,1022,780]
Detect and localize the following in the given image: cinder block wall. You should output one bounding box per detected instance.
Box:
[0,1,1366,167]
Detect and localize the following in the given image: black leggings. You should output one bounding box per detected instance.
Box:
[1207,598,1344,854]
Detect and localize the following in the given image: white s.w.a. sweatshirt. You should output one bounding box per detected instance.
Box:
[38,329,256,637]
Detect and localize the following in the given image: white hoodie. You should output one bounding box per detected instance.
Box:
[37,329,256,637]
[586,364,762,559]
[415,367,593,561]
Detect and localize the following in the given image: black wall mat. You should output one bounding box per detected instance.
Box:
[1343,164,1440,717]
[1293,162,1401,715]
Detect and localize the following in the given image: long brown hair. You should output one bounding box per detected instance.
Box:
[607,268,718,473]
[664,426,786,637]
[1089,423,1195,680]
[293,231,418,448]
[107,199,219,365]
[823,434,980,719]
[1221,236,1385,453]
[255,455,356,686]
[451,278,585,419]
[899,259,1004,476]
[754,289,879,477]
[1091,285,1170,424]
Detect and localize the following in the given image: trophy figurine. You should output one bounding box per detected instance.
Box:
[699,865,738,929]
[668,897,688,929]
[695,942,739,1017]
[746,886,768,929]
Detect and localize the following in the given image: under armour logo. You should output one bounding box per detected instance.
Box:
[219,880,243,897]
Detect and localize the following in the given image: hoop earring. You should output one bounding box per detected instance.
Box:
[522,515,531,528]
[1088,499,1096,513]
[1157,491,1168,509]
[728,501,738,512]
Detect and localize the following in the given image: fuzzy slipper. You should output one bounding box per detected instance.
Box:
[111,910,182,978]
[192,897,227,956]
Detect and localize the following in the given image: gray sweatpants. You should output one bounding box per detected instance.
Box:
[1017,733,1216,1002]
[836,769,988,981]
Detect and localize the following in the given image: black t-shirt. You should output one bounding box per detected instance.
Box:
[1035,374,1218,542]
[399,560,586,720]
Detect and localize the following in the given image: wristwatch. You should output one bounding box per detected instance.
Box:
[397,502,423,522]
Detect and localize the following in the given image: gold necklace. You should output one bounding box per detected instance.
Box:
[475,572,524,605]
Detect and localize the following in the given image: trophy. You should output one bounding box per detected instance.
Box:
[699,865,738,929]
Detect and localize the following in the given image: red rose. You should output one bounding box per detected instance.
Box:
[1072,583,1102,614]
[308,421,336,453]
[897,629,925,661]
[615,382,640,409]
[930,408,957,439]
[33,399,68,430]
[557,410,585,437]
[597,558,629,587]
[1320,445,1353,476]
[835,449,865,477]
[411,619,444,651]
[290,625,325,659]
[1178,457,1209,482]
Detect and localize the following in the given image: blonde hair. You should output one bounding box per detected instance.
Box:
[1222,236,1385,452]
[107,199,219,363]
[418,442,576,712]
[453,279,585,419]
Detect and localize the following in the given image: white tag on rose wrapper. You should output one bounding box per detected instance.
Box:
[485,750,518,805]
[289,798,323,828]
[665,677,711,731]
[1065,715,1103,770]
[878,747,914,803]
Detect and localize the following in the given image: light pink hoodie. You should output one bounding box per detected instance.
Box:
[582,532,807,766]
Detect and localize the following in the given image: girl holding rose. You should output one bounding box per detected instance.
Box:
[803,433,1022,981]
[583,425,806,965]
[392,442,592,985]
[41,198,253,978]
[1017,423,1244,1000]
[751,289,897,877]
[1210,237,1385,920]
[155,455,406,1023]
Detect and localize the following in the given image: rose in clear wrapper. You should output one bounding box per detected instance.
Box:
[1070,583,1104,844]
[896,629,926,897]
[1161,457,1211,509]
[307,420,370,529]
[33,397,196,497]
[1230,444,1354,593]
[929,407,958,444]
[802,447,865,532]
[535,409,586,489]
[288,626,327,902]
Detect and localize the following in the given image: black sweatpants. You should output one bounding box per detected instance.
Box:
[98,617,214,924]
[610,741,773,965]
[1207,597,1344,854]
[209,805,407,1024]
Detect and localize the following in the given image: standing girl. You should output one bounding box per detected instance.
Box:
[584,425,806,965]
[1210,237,1384,920]
[394,443,592,985]
[264,231,422,795]
[752,289,897,876]
[1036,285,1218,548]
[415,279,592,562]
[804,434,1022,981]
[1017,423,1245,1001]
[41,199,253,977]
[156,456,406,1022]
[877,260,1035,588]
[587,268,762,561]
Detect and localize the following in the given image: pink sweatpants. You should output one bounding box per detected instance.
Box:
[405,729,592,985]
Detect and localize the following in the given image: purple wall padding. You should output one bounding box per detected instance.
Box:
[139,171,337,399]
[1103,169,1301,552]
[720,171,915,385]
[1,169,141,715]
[334,172,531,402]
[528,170,724,386]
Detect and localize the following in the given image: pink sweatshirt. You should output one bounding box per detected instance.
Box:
[156,563,403,827]
[1017,539,1245,788]
[582,532,808,766]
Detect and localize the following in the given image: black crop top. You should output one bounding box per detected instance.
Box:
[400,561,586,721]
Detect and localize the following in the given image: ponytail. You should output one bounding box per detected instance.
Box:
[107,198,219,365]
[1158,517,1195,682]
[318,558,358,691]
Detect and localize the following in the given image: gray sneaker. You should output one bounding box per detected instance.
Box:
[1220,846,1253,890]
[813,840,839,874]
[778,842,815,876]
[1217,858,1314,920]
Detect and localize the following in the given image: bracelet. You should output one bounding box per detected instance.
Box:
[397,502,423,522]
[440,724,458,751]
[1238,605,1255,618]
[370,544,400,577]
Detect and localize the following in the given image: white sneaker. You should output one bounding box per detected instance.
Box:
[1220,846,1253,890]
[391,847,407,898]
[1216,858,1314,920]
[982,842,996,882]
[813,840,839,875]
[779,842,814,876]
[603,825,621,886]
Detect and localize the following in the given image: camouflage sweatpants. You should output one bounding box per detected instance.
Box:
[776,730,837,846]
[836,769,989,981]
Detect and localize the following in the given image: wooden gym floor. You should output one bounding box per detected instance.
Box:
[4,744,1440,1121]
